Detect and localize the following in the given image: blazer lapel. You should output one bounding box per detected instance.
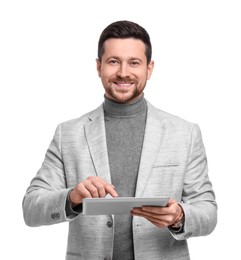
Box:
[135,101,164,197]
[84,105,111,184]
[84,101,166,197]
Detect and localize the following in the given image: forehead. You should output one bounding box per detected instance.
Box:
[103,38,146,59]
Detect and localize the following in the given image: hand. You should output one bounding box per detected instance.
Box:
[131,198,183,228]
[69,176,118,207]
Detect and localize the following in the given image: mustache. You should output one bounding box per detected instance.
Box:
[111,76,136,82]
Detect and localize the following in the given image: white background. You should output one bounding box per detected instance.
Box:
[1,0,240,259]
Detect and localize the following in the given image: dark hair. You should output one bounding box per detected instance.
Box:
[98,20,152,63]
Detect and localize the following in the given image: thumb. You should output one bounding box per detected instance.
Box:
[167,198,176,207]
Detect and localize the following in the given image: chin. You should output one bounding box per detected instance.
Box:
[115,94,140,103]
[106,87,140,103]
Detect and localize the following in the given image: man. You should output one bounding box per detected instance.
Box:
[23,20,217,260]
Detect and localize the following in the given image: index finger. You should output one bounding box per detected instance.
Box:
[140,206,169,215]
[97,178,118,197]
[104,183,118,198]
[89,177,118,198]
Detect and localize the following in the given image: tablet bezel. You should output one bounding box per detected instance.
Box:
[82,196,170,215]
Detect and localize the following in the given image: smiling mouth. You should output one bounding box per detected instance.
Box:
[114,81,134,88]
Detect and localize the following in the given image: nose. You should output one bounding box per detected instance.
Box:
[116,63,130,78]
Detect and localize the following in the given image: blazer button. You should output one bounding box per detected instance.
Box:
[106,221,113,228]
[51,213,60,220]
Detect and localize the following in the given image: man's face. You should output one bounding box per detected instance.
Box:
[96,38,154,103]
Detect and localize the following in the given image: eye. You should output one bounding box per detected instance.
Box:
[109,59,119,65]
[130,60,140,66]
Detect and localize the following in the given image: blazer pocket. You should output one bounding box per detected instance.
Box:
[66,252,83,260]
[153,162,180,168]
[145,162,181,197]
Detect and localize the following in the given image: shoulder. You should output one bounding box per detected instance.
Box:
[56,104,103,132]
[146,100,196,131]
[145,100,203,149]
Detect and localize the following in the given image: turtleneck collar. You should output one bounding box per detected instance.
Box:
[103,94,146,117]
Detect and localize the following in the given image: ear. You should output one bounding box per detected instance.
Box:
[147,60,154,80]
[96,58,101,78]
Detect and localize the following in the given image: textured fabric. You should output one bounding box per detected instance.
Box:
[104,95,147,260]
[22,100,217,260]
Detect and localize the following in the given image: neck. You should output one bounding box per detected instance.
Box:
[103,94,146,117]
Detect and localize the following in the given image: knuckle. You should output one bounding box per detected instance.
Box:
[82,190,91,198]
[96,184,105,190]
[91,187,98,193]
[87,176,94,181]
[76,182,84,190]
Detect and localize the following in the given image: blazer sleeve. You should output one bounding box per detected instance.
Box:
[171,124,217,240]
[22,124,76,227]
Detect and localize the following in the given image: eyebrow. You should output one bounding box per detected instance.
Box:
[106,56,143,62]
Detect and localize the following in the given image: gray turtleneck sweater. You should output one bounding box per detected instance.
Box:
[66,95,147,258]
[103,94,147,260]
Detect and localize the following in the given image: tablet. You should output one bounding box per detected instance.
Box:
[82,197,169,215]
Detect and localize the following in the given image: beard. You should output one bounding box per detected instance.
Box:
[104,76,145,103]
[105,84,141,103]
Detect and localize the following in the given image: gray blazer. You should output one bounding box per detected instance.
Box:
[23,100,217,260]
